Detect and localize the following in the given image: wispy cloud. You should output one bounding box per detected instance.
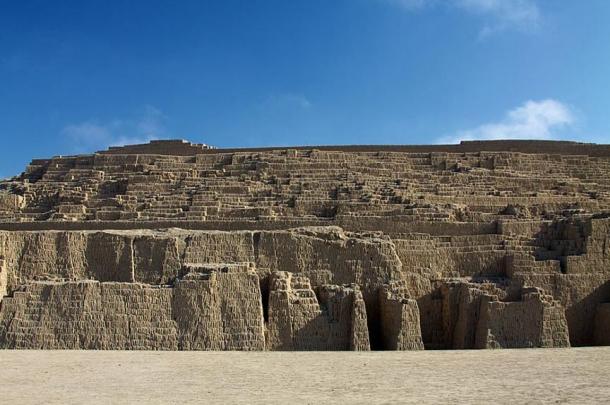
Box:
[436,99,575,144]
[382,0,541,37]
[458,0,540,37]
[258,93,312,112]
[385,0,431,10]
[61,106,166,153]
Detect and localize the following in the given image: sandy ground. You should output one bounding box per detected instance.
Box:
[0,347,608,404]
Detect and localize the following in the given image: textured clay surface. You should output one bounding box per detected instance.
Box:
[0,139,609,350]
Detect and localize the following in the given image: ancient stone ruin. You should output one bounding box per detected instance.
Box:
[1,139,609,350]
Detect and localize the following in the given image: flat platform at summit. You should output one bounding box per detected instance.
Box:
[1,348,608,404]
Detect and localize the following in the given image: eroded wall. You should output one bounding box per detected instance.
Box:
[0,222,603,350]
[2,143,610,351]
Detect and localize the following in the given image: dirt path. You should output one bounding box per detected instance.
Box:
[1,348,607,404]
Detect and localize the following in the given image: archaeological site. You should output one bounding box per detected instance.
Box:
[1,138,609,351]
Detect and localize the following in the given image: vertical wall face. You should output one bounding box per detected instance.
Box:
[0,232,87,290]
[210,265,266,350]
[379,296,424,350]
[513,273,610,346]
[474,289,570,349]
[0,281,177,350]
[172,278,222,350]
[476,296,544,349]
[378,282,424,350]
[254,229,401,350]
[266,272,295,350]
[449,284,486,350]
[86,233,135,282]
[0,220,606,350]
[594,304,610,346]
[318,285,371,351]
[266,272,370,351]
[349,288,371,351]
[172,265,266,350]
[0,228,391,351]
[0,265,266,350]
[441,282,506,350]
[133,235,183,284]
[254,229,403,292]
[541,303,571,348]
[0,258,6,302]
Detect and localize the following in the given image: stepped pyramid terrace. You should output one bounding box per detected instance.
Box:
[1,138,610,350]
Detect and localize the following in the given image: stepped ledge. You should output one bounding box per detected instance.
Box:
[1,138,610,351]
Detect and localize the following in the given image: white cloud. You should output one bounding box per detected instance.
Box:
[436,99,575,144]
[62,106,166,152]
[382,0,541,36]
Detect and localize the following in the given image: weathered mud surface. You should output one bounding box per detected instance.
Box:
[1,139,610,350]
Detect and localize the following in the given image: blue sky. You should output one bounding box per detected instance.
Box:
[1,0,610,177]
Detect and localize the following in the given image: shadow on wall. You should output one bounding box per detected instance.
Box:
[567,280,610,346]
